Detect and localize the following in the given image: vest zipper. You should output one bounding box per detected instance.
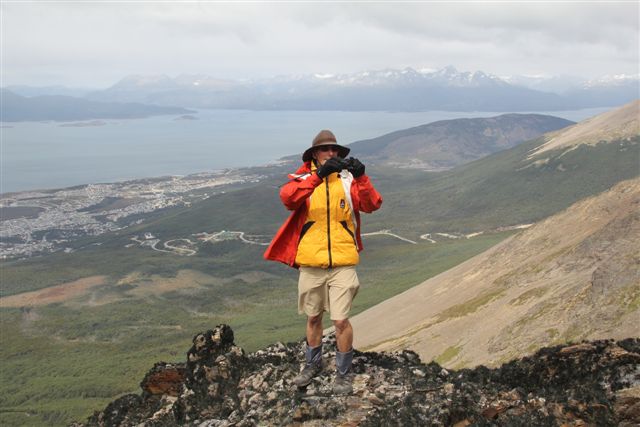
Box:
[325,176,332,268]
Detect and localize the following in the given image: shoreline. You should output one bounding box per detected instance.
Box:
[1,107,610,195]
[0,166,282,261]
[0,158,294,198]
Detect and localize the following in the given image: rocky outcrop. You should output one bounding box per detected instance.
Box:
[75,325,639,426]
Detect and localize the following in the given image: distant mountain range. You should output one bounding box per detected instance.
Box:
[0,89,193,122]
[81,66,637,112]
[4,66,638,119]
[3,84,93,98]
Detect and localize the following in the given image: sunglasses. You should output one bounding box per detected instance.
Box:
[317,145,339,152]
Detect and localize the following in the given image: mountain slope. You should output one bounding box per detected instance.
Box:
[366,101,640,235]
[352,177,640,367]
[346,113,573,170]
[531,99,639,156]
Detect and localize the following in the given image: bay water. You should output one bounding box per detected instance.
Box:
[1,107,608,194]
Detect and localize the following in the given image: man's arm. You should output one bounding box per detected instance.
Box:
[352,175,383,213]
[346,157,382,213]
[280,173,323,210]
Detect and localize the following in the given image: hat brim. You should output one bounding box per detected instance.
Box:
[302,143,350,162]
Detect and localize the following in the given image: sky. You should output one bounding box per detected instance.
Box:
[1,1,638,89]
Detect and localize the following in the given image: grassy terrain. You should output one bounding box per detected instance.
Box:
[368,136,640,235]
[347,113,573,168]
[0,232,508,426]
[5,137,635,297]
[1,131,637,426]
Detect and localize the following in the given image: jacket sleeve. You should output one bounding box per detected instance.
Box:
[351,174,383,213]
[280,173,323,211]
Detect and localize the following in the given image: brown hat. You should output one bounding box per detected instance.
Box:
[302,129,350,162]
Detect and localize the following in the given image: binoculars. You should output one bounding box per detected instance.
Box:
[339,157,358,171]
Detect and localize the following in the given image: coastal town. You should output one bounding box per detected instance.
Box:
[0,164,526,260]
[0,170,265,260]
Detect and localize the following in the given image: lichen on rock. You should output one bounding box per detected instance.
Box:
[74,325,640,426]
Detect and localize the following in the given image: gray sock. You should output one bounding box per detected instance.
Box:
[306,342,323,367]
[335,348,353,376]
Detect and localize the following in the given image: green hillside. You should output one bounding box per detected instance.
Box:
[347,113,573,169]
[1,105,638,426]
[0,231,509,426]
[367,135,639,236]
[13,133,635,297]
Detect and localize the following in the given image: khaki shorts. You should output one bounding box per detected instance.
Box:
[298,266,360,321]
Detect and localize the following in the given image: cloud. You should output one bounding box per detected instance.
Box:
[341,3,637,46]
[1,2,638,87]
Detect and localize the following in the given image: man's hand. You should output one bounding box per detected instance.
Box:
[317,157,347,178]
[348,158,365,178]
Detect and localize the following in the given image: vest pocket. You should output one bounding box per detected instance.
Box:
[340,220,357,246]
[299,221,315,242]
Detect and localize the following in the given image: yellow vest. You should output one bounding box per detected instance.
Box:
[295,166,359,268]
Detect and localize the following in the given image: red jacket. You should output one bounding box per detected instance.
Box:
[263,162,383,268]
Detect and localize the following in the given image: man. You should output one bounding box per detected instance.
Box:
[264,129,382,394]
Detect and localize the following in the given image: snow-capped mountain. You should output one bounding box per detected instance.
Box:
[419,65,508,88]
[583,74,640,88]
[253,66,509,89]
[102,66,509,92]
[84,66,639,112]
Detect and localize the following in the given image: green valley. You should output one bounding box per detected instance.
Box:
[1,102,638,426]
[0,232,509,426]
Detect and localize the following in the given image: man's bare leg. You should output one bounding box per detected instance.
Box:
[333,318,353,353]
[306,313,324,347]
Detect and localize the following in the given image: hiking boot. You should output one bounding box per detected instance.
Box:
[332,373,353,395]
[333,348,354,395]
[293,362,322,387]
[294,342,323,387]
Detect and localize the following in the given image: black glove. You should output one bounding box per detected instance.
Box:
[347,157,365,178]
[317,157,347,178]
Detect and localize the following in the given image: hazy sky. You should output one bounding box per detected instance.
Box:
[2,1,638,88]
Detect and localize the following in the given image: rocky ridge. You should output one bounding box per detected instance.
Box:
[75,325,639,426]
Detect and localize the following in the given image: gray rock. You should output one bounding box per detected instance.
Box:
[77,326,640,427]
